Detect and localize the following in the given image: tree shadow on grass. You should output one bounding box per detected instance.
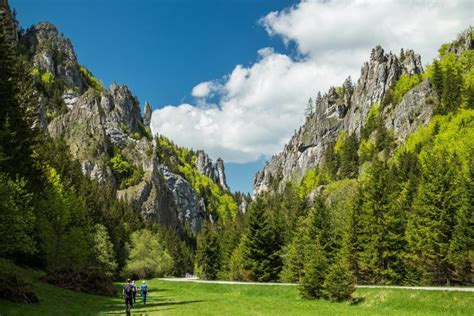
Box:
[350,296,365,306]
[103,300,205,314]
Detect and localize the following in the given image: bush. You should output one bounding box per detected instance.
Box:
[0,174,36,257]
[0,259,39,304]
[42,267,115,296]
[41,71,54,85]
[125,229,173,279]
[110,151,144,189]
[80,66,103,92]
[382,74,422,107]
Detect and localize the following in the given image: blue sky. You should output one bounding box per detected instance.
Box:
[11,0,471,193]
[12,0,297,193]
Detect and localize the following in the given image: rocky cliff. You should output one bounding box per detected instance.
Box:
[254,46,431,195]
[15,15,233,233]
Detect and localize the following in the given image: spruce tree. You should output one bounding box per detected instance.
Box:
[432,60,443,101]
[242,197,283,282]
[196,223,221,280]
[299,236,328,299]
[406,150,469,284]
[0,20,38,182]
[280,217,307,282]
[322,241,355,301]
[357,160,404,284]
[441,63,462,113]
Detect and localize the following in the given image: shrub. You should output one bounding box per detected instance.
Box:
[41,71,54,85]
[125,229,173,279]
[80,66,103,92]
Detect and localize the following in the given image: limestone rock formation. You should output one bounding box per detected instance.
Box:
[195,150,229,191]
[21,22,84,91]
[18,20,230,233]
[143,101,153,127]
[254,46,427,195]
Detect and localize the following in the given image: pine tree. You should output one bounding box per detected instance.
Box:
[280,218,307,282]
[242,197,283,282]
[335,132,359,179]
[0,19,39,182]
[357,160,404,284]
[196,223,221,280]
[299,236,328,299]
[322,241,355,301]
[406,150,470,284]
[441,63,462,113]
[432,60,443,101]
[299,196,334,299]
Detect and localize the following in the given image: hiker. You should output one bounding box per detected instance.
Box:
[131,280,137,304]
[140,281,148,305]
[123,278,134,316]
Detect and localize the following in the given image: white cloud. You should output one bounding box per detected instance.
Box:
[152,0,471,163]
[191,81,219,98]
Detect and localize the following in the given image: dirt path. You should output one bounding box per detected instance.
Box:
[159,278,474,292]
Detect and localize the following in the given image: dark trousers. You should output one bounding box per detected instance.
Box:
[141,292,147,304]
[125,297,133,315]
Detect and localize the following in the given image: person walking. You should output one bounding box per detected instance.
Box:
[140,281,148,305]
[131,280,137,304]
[123,278,134,316]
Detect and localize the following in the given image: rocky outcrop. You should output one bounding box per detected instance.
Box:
[20,20,231,233]
[143,102,152,127]
[254,46,426,195]
[158,165,205,233]
[195,150,229,191]
[384,80,434,142]
[21,22,84,91]
[215,158,228,191]
[447,27,473,56]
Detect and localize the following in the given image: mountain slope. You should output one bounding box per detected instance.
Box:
[19,20,236,233]
[254,30,473,196]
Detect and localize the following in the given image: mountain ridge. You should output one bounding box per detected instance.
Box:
[253,30,473,196]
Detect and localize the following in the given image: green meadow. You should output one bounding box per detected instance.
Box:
[1,279,472,315]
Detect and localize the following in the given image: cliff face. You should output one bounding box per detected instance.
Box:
[254,46,430,195]
[195,150,229,191]
[18,19,231,233]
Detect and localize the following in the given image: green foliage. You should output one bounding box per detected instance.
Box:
[39,167,94,271]
[0,174,36,257]
[242,198,283,282]
[382,74,422,107]
[299,236,328,299]
[41,71,54,85]
[158,227,194,277]
[228,240,245,281]
[125,229,173,279]
[80,65,103,92]
[195,223,221,280]
[31,67,39,76]
[334,131,359,178]
[156,135,238,221]
[406,150,471,284]
[93,224,117,278]
[109,152,143,189]
[425,48,474,113]
[322,245,355,301]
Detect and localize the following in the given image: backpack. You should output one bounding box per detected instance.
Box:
[124,284,133,297]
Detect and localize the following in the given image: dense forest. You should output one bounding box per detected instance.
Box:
[0,0,472,305]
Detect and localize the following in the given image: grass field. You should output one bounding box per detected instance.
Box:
[0,279,473,315]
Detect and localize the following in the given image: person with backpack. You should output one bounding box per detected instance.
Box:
[123,278,134,315]
[140,281,148,305]
[131,280,137,304]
